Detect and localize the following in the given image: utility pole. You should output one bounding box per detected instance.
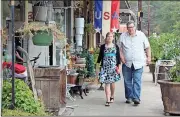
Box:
[148,1,150,37]
[138,0,142,30]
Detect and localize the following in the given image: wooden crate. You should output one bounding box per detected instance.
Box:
[33,67,66,112]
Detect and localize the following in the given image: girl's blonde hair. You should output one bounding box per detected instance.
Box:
[105,32,114,38]
[105,32,114,43]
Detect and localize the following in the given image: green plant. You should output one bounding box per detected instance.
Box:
[18,22,65,40]
[149,33,180,61]
[2,79,47,115]
[79,49,88,58]
[86,52,96,77]
[2,108,48,116]
[85,23,95,33]
[169,57,180,82]
[76,69,88,77]
[160,32,180,60]
[149,35,163,61]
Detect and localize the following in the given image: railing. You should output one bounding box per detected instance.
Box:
[154,60,176,85]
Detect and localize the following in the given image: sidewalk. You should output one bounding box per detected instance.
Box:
[67,66,164,116]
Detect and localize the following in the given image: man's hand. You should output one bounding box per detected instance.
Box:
[120,48,126,64]
[146,57,151,65]
[145,47,151,65]
[120,55,126,64]
[121,58,126,64]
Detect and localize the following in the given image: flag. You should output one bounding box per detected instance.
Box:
[94,0,120,38]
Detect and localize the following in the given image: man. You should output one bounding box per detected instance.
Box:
[118,20,151,105]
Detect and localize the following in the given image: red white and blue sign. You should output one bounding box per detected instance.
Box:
[94,0,120,37]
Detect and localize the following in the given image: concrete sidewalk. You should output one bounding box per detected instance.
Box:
[67,66,164,116]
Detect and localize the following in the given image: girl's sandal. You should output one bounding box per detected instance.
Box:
[110,97,114,103]
[105,102,110,106]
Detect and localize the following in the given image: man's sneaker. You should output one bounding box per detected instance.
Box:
[125,99,132,104]
[133,99,140,105]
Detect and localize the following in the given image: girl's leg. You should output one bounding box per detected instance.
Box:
[110,83,115,102]
[105,83,111,106]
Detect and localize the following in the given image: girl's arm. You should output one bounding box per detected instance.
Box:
[116,45,121,66]
[97,45,103,64]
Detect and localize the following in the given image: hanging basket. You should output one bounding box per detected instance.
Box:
[32,30,53,46]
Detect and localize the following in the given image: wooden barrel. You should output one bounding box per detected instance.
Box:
[158,80,180,115]
[33,67,66,112]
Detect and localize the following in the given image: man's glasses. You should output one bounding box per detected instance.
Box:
[127,26,134,29]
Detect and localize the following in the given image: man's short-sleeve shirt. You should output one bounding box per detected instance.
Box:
[118,30,150,69]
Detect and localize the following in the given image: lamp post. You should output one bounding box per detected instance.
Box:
[0,0,2,115]
[10,0,15,109]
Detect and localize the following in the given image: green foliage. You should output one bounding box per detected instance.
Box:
[2,79,47,115]
[129,1,180,34]
[94,48,100,54]
[2,108,47,116]
[170,58,180,82]
[86,52,96,77]
[79,49,88,58]
[149,36,162,61]
[85,23,95,33]
[151,1,180,33]
[76,69,88,78]
[94,54,99,65]
[160,33,179,60]
[149,33,180,60]
[93,48,100,66]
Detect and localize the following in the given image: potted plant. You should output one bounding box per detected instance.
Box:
[150,33,178,82]
[86,51,96,78]
[76,69,88,85]
[158,57,180,115]
[17,22,65,46]
[157,34,179,81]
[67,69,79,85]
[149,35,163,82]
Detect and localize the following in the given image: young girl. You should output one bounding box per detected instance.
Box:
[97,32,121,106]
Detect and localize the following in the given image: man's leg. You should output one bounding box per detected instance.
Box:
[122,64,133,103]
[132,66,143,104]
